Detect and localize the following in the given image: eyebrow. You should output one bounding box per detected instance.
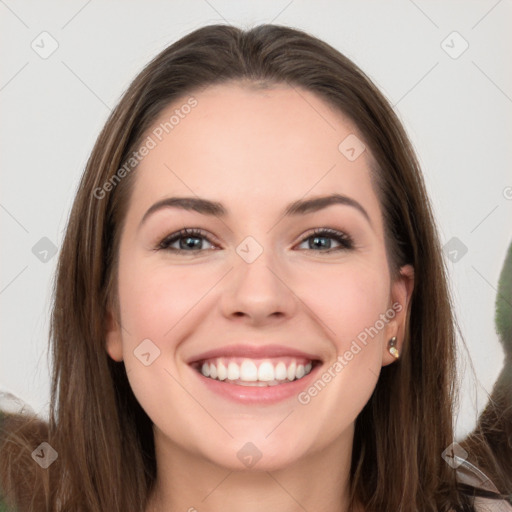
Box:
[139,193,372,229]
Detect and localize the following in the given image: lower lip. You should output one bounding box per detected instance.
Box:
[190,363,322,404]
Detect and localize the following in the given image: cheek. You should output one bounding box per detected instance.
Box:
[291,260,389,434]
[115,257,211,401]
[117,258,216,431]
[118,257,212,344]
[296,259,390,348]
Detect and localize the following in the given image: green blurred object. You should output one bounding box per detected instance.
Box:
[495,240,512,356]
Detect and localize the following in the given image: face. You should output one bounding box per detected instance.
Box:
[106,83,414,472]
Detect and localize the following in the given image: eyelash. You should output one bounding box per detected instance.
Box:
[156,227,354,254]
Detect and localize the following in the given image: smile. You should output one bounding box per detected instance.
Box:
[187,344,323,403]
[194,357,315,386]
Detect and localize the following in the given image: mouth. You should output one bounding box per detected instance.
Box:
[187,345,323,404]
[190,356,321,387]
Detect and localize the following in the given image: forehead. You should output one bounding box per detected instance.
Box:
[129,83,381,227]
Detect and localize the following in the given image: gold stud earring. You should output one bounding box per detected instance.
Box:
[388,336,399,359]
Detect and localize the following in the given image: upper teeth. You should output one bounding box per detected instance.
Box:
[199,358,313,384]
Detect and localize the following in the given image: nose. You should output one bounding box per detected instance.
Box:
[219,247,298,326]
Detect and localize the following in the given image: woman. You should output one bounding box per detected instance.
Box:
[1,23,510,511]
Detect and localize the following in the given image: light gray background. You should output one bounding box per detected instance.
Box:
[1,0,511,439]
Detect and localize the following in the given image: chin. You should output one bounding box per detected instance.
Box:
[196,431,310,472]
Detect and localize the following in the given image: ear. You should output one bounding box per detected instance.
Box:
[382,264,414,366]
[105,307,124,362]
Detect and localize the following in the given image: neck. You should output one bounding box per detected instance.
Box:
[146,423,359,512]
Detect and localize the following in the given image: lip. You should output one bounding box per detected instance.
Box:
[186,344,322,365]
[191,362,322,404]
[187,344,323,404]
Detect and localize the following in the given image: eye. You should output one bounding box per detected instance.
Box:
[157,228,216,253]
[156,227,354,254]
[295,228,354,252]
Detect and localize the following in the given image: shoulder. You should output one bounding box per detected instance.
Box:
[455,459,512,511]
[447,498,512,512]
[472,497,512,511]
[0,391,42,512]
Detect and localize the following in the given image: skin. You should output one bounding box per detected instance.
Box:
[105,83,414,512]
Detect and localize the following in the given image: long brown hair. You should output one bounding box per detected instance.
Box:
[1,23,509,511]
